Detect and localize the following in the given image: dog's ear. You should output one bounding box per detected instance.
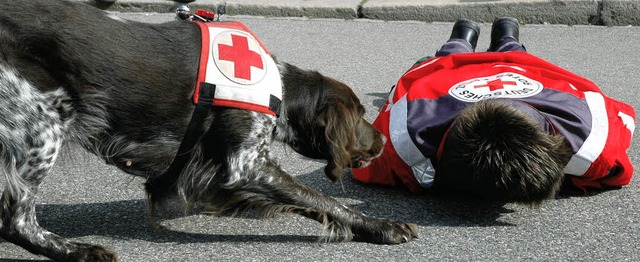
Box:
[276,61,383,181]
[314,77,385,183]
[317,97,358,182]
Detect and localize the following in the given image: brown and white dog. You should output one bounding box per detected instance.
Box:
[0,0,417,260]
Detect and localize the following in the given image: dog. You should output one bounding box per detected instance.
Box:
[0,0,417,260]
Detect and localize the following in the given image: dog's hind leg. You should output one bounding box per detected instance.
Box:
[0,66,117,261]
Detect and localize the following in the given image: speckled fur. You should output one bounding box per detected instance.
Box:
[0,0,417,261]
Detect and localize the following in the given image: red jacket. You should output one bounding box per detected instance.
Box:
[352,52,636,194]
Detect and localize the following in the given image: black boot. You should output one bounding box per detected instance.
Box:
[488,17,520,51]
[448,18,481,51]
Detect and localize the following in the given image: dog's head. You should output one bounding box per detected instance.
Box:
[276,62,385,182]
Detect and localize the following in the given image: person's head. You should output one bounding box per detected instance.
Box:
[433,99,572,205]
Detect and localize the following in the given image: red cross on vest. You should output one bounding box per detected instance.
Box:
[218,34,264,81]
[474,79,517,91]
[193,21,282,116]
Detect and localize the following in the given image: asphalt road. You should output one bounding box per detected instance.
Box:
[1,12,639,261]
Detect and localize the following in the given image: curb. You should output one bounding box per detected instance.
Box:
[82,0,640,26]
[361,0,640,26]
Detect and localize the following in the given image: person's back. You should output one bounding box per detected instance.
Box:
[352,17,636,204]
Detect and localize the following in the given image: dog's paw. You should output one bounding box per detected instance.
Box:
[67,243,118,262]
[353,218,418,244]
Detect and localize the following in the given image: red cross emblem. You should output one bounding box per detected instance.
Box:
[217,34,264,81]
[449,73,543,102]
[473,79,517,91]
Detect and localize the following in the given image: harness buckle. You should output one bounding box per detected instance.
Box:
[176,5,219,22]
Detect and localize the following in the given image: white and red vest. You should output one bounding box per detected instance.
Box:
[352,52,636,194]
[194,21,282,116]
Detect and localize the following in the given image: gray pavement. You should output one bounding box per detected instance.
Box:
[1,11,639,261]
[79,0,640,26]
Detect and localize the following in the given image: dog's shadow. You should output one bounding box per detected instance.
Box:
[28,199,317,244]
[2,167,512,246]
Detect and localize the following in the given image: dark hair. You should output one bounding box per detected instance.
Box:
[433,99,572,205]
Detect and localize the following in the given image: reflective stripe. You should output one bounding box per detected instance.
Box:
[563,92,608,176]
[618,111,635,135]
[384,85,396,112]
[411,160,436,187]
[213,84,276,109]
[389,95,435,187]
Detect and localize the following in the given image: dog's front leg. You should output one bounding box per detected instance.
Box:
[226,162,418,244]
[175,111,417,244]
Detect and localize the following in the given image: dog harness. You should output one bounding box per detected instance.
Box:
[352,51,636,194]
[146,14,282,200]
[193,20,282,116]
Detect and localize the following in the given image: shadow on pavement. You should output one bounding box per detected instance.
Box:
[294,168,516,227]
[20,199,319,244]
[0,166,513,247]
[0,260,48,262]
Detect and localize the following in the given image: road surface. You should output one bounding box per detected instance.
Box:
[1,12,639,262]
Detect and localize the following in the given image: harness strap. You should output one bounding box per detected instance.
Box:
[145,83,216,201]
[146,19,282,203]
[269,94,282,117]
